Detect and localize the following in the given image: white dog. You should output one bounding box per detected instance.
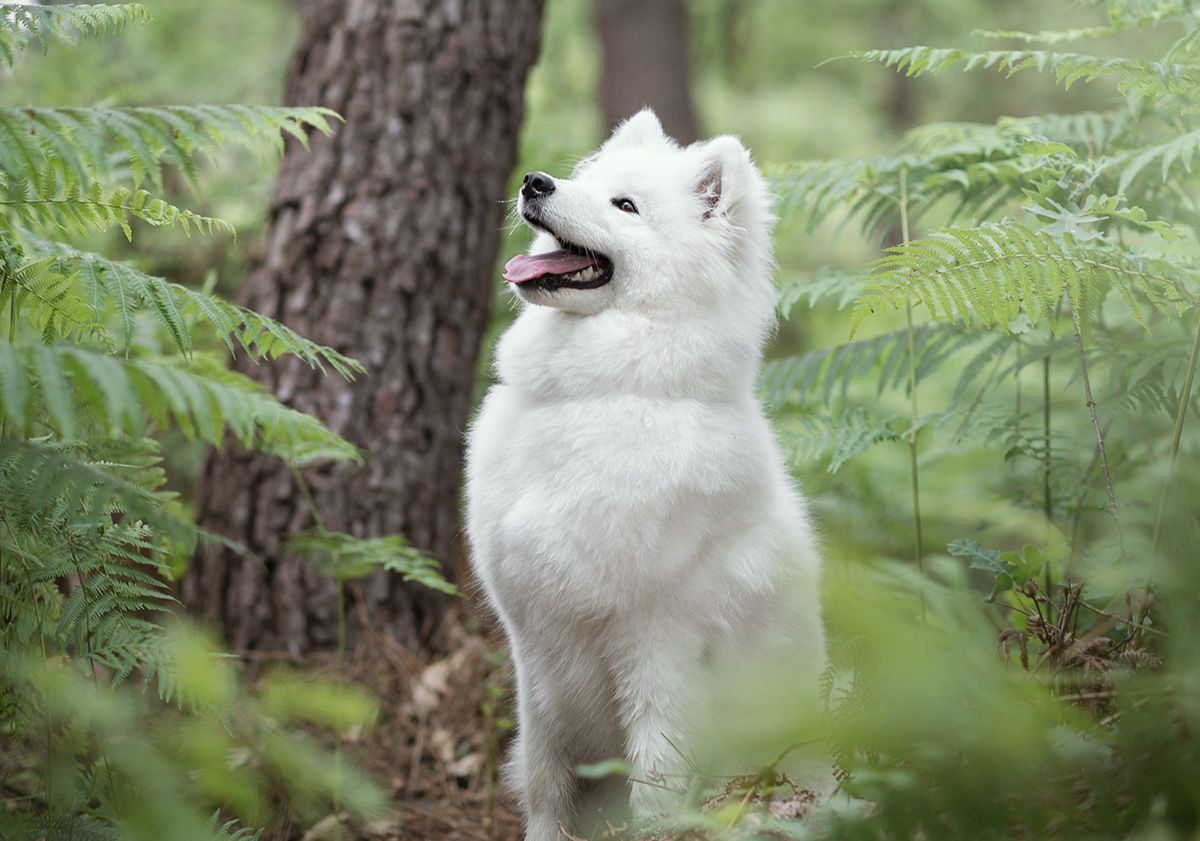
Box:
[465,109,826,841]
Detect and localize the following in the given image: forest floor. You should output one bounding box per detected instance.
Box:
[302,617,528,841]
[287,614,827,841]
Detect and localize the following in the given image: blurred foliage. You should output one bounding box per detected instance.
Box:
[0,5,445,839]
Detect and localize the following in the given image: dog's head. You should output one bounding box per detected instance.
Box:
[505,109,776,325]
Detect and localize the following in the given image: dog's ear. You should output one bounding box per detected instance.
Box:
[693,135,754,222]
[604,108,666,151]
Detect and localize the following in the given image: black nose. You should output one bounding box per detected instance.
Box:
[521,171,555,201]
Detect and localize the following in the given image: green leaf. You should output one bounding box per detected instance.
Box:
[575,758,633,779]
[948,538,1013,600]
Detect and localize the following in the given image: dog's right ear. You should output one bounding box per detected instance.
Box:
[603,108,667,151]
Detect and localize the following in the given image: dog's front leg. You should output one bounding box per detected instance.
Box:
[612,625,705,820]
[510,662,577,841]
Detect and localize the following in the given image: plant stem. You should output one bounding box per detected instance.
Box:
[1070,316,1128,618]
[1043,352,1054,618]
[2,290,16,440]
[27,571,53,839]
[337,578,347,672]
[1154,312,1200,546]
[1071,321,1120,530]
[289,465,344,837]
[1042,354,1052,527]
[1014,335,1023,437]
[1135,311,1200,638]
[899,169,926,621]
[335,580,345,841]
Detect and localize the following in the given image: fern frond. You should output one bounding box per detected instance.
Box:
[19,233,364,376]
[770,158,875,231]
[205,812,264,841]
[781,407,902,473]
[778,268,872,318]
[0,178,232,240]
[0,249,102,342]
[851,221,1197,335]
[762,324,981,410]
[771,122,1083,238]
[0,105,340,196]
[0,4,148,66]
[0,812,118,841]
[974,1,1187,46]
[1094,324,1200,420]
[974,27,1122,45]
[0,342,359,464]
[287,528,457,595]
[998,111,1134,157]
[839,47,1200,99]
[0,437,195,551]
[1112,126,1200,194]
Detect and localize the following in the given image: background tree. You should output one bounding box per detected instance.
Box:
[593,0,697,143]
[183,0,544,659]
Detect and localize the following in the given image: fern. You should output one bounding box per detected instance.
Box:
[781,407,902,473]
[0,812,119,841]
[851,221,1197,334]
[287,528,458,596]
[0,3,149,65]
[974,27,1125,45]
[838,47,1200,99]
[771,122,1091,238]
[762,323,982,410]
[777,268,872,317]
[1113,126,1200,194]
[999,110,1135,156]
[973,2,1185,45]
[0,177,233,239]
[0,105,339,195]
[0,342,360,463]
[17,232,363,376]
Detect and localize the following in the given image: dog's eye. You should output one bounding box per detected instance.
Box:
[611,197,638,214]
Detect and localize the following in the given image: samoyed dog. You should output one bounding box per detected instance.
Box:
[465,109,826,840]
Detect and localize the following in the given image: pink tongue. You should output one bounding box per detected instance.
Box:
[503,250,599,284]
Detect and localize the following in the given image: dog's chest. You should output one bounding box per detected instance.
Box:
[468,384,769,611]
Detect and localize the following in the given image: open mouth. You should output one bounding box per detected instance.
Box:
[503,217,614,292]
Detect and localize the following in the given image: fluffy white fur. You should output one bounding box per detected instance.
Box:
[465,109,826,841]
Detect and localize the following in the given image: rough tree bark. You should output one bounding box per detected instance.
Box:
[183,0,544,659]
[593,0,697,144]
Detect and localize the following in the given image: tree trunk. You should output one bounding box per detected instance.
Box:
[182,0,544,660]
[593,0,697,144]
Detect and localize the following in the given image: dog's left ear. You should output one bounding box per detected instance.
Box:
[693,136,753,221]
[604,108,667,151]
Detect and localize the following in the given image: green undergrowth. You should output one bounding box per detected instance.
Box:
[0,6,451,840]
